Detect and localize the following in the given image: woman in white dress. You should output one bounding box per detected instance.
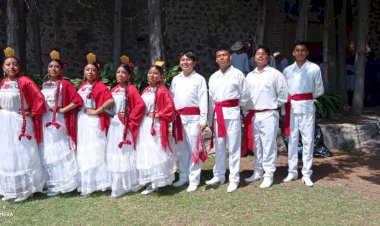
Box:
[39,50,83,196]
[136,64,176,195]
[76,53,114,196]
[0,47,46,202]
[106,57,145,198]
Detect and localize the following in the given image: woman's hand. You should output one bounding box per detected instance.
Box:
[85,108,100,115]
[148,112,159,118]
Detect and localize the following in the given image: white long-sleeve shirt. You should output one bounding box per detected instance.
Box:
[170,70,208,125]
[208,65,249,121]
[283,60,324,114]
[245,66,288,120]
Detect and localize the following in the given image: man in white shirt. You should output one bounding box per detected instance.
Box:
[282,41,324,187]
[170,51,208,192]
[206,47,248,192]
[243,45,288,188]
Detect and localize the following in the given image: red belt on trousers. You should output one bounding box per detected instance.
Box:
[210,99,239,148]
[173,107,200,142]
[284,93,313,136]
[242,109,275,157]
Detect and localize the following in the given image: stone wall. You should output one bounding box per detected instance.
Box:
[0,0,379,77]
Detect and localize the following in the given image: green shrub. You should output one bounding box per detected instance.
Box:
[314,93,343,119]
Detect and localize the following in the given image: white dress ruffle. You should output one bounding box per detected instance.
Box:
[136,88,176,188]
[106,87,139,196]
[0,81,45,198]
[39,81,79,194]
[76,84,110,194]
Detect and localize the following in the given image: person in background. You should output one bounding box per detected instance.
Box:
[76,53,114,196]
[273,51,289,73]
[231,41,250,74]
[136,62,176,195]
[282,41,324,187]
[170,50,208,192]
[40,50,82,197]
[106,56,145,198]
[0,47,46,202]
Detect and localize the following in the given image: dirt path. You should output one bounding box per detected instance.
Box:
[240,150,380,193]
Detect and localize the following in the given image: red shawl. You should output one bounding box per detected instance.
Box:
[0,76,47,143]
[78,80,113,133]
[142,84,175,151]
[111,84,145,149]
[61,79,83,144]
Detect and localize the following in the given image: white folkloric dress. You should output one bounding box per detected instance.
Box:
[76,84,110,194]
[0,80,45,198]
[39,80,79,193]
[106,87,139,195]
[136,87,176,188]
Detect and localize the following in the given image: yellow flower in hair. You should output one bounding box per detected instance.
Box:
[120,55,129,64]
[86,53,96,63]
[155,60,165,67]
[4,47,15,58]
[50,50,60,60]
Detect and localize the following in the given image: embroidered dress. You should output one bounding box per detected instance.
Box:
[0,80,45,198]
[39,80,79,194]
[77,84,110,194]
[106,86,141,196]
[136,86,176,188]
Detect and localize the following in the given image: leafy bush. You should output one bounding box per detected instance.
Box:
[314,93,343,119]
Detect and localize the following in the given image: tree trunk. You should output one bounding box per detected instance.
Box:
[337,0,347,104]
[148,0,164,65]
[322,0,330,91]
[255,0,267,46]
[31,0,43,75]
[327,1,337,92]
[295,0,311,41]
[352,0,371,114]
[113,0,123,68]
[6,0,26,71]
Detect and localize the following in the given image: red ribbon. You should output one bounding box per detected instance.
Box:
[46,80,62,130]
[173,107,200,143]
[192,130,208,164]
[18,78,32,142]
[284,93,313,136]
[118,83,131,149]
[118,139,132,148]
[210,99,239,148]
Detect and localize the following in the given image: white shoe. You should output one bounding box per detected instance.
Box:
[260,177,273,189]
[283,174,298,183]
[302,177,314,187]
[227,182,238,192]
[14,194,32,203]
[1,196,13,201]
[111,191,127,198]
[141,184,157,195]
[47,192,61,197]
[244,173,263,183]
[173,180,189,187]
[186,185,198,193]
[205,177,225,185]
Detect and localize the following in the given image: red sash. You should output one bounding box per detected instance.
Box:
[284,93,313,136]
[210,99,239,148]
[242,109,275,157]
[173,107,200,143]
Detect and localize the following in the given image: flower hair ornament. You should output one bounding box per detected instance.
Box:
[4,47,15,58]
[86,52,101,71]
[120,55,135,70]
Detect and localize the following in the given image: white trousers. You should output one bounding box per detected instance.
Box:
[252,113,279,178]
[288,112,315,177]
[213,119,241,183]
[174,121,201,186]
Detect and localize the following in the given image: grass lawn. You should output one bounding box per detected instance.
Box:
[1,155,379,226]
